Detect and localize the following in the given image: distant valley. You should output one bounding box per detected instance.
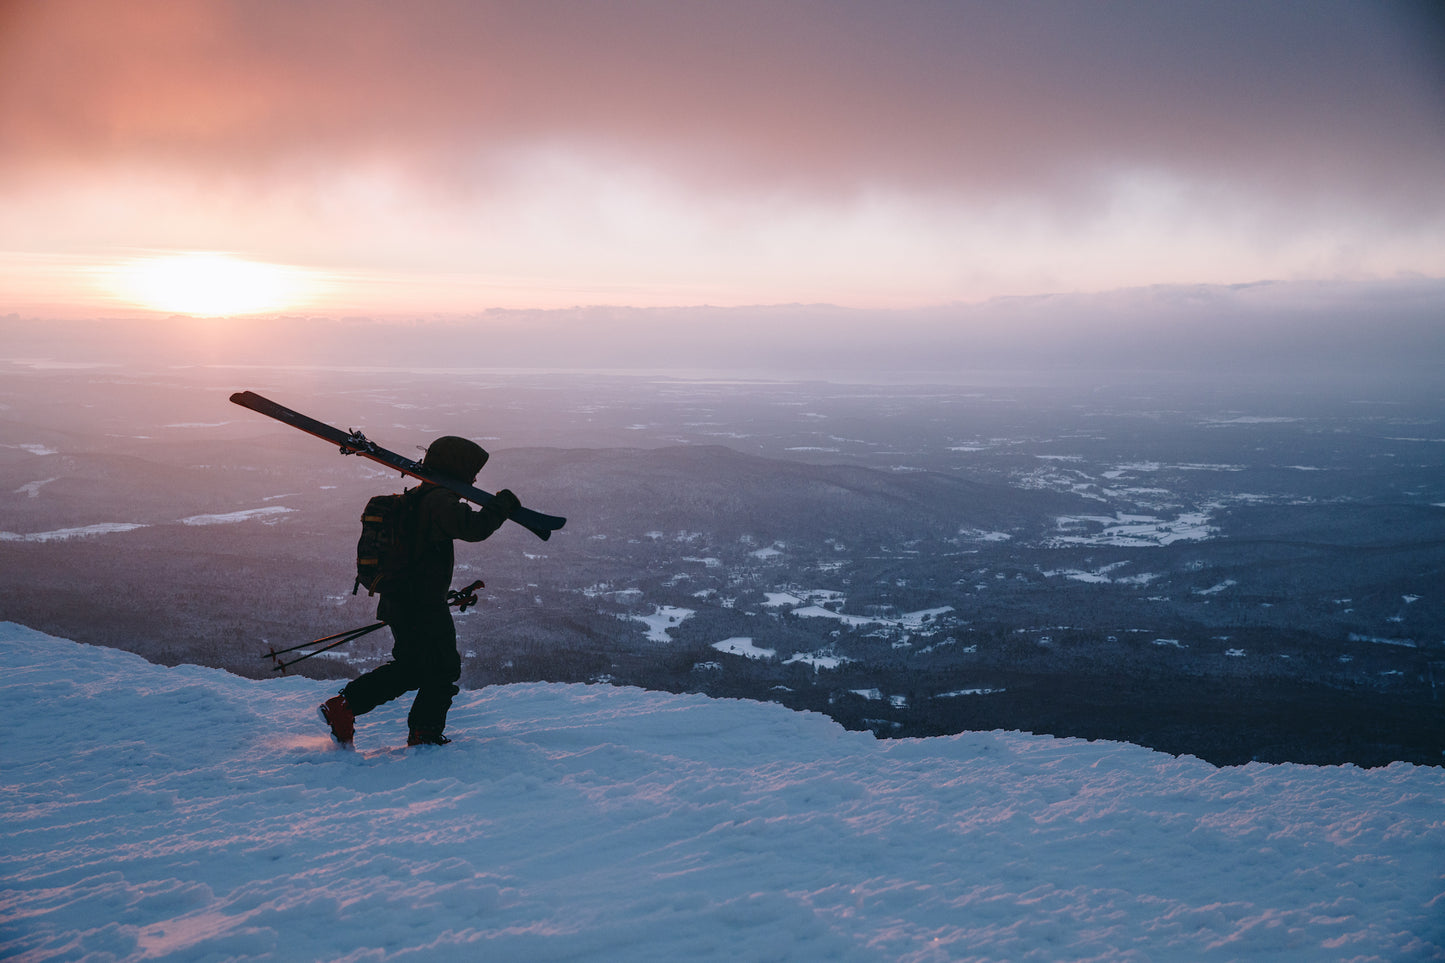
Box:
[2,365,1441,767]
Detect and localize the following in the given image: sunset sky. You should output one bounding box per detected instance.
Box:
[1,0,1442,318]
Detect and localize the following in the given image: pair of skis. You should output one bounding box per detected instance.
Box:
[231,389,565,672]
[229,390,565,540]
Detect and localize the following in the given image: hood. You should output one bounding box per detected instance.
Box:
[421,435,489,482]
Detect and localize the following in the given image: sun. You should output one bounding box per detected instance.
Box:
[111,253,313,316]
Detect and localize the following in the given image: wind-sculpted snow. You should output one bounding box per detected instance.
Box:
[1,624,1442,961]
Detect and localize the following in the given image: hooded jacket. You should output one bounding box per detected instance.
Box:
[396,485,508,600]
[388,435,506,600]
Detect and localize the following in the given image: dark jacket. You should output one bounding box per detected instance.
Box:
[391,484,508,600]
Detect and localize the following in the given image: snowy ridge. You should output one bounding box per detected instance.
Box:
[1,624,1442,961]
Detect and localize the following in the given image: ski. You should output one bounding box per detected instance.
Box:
[229,390,565,540]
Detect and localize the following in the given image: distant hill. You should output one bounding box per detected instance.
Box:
[498,444,1094,541]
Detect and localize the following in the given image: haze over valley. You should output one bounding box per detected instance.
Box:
[3,355,1440,767]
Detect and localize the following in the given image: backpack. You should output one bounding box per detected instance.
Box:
[354,487,424,596]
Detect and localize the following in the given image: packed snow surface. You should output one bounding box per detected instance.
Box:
[2,623,1442,962]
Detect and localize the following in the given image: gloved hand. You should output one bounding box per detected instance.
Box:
[492,488,521,518]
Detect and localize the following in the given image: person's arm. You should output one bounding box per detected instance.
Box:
[430,488,519,543]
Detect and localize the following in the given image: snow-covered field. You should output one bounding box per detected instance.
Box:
[2,622,1442,962]
[0,505,294,542]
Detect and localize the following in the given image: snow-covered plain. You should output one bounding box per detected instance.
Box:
[0,504,296,541]
[2,623,1443,962]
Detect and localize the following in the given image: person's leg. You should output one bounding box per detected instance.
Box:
[404,600,462,739]
[338,594,426,717]
[340,659,418,716]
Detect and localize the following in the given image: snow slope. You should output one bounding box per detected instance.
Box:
[2,623,1442,962]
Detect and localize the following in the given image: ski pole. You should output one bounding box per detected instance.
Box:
[264,582,485,673]
[262,622,386,661]
[267,621,388,674]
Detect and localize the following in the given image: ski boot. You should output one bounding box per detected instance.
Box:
[407,727,452,747]
[319,694,355,745]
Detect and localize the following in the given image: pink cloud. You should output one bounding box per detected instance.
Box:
[1,0,1440,209]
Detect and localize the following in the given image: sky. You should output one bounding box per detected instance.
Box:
[1,0,1443,318]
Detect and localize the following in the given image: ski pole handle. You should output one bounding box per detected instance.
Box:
[447,580,485,612]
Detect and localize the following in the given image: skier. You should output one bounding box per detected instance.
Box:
[319,435,520,747]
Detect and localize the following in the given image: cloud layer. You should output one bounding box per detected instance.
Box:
[1,0,1442,310]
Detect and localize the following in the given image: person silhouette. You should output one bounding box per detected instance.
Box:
[319,435,519,746]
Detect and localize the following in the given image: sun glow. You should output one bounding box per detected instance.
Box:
[111,253,314,316]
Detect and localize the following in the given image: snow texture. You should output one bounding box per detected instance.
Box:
[2,622,1442,962]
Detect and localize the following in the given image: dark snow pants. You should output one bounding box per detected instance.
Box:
[341,591,461,734]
